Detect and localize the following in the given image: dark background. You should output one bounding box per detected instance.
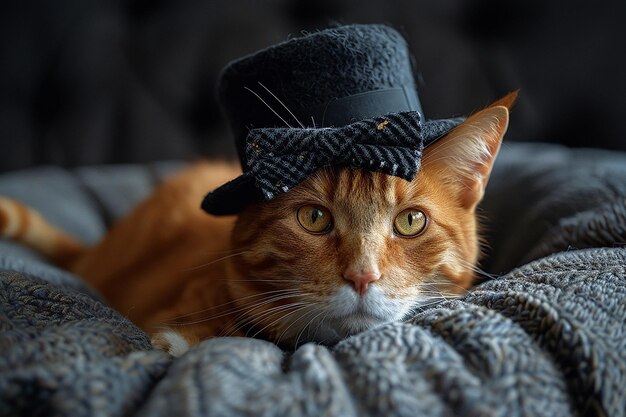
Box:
[1,0,625,173]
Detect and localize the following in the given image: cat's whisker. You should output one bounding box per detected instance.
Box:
[171,247,250,263]
[221,301,312,338]
[417,295,451,305]
[244,86,292,128]
[179,291,309,326]
[419,291,461,300]
[163,288,304,321]
[294,309,326,348]
[406,298,449,315]
[286,309,316,348]
[230,300,309,335]
[406,293,463,314]
[220,303,282,337]
[200,246,251,255]
[310,309,332,344]
[418,282,463,294]
[249,303,313,339]
[418,284,461,292]
[417,282,464,302]
[182,251,250,272]
[257,82,305,128]
[208,278,307,283]
[418,282,465,293]
[424,292,460,302]
[165,297,294,327]
[422,278,470,292]
[275,304,319,346]
[313,309,331,344]
[456,258,500,281]
[163,289,308,324]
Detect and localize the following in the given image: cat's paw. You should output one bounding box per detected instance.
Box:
[151,330,192,358]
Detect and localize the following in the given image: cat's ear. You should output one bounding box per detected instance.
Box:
[489,90,519,110]
[421,91,517,209]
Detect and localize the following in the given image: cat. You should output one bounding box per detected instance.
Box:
[0,92,516,355]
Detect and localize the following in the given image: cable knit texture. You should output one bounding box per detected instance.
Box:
[1,143,626,417]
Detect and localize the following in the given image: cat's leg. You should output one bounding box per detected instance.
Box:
[0,197,84,265]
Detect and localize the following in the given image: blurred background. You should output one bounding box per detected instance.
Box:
[1,0,625,173]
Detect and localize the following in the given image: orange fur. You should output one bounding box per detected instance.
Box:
[0,94,515,352]
[0,197,83,264]
[69,161,242,338]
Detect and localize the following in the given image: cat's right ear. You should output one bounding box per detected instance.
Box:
[420,91,517,210]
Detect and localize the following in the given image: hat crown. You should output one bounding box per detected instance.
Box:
[217,24,421,163]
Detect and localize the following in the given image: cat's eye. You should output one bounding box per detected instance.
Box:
[296,205,333,234]
[393,209,427,237]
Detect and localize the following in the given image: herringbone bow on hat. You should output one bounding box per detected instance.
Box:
[201,24,463,215]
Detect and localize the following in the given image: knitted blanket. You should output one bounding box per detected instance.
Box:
[1,144,625,417]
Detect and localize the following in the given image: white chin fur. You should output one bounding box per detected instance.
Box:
[278,284,411,346]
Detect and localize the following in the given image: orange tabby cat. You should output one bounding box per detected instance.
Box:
[0,93,515,354]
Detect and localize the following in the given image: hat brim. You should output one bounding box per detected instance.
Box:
[200,173,262,216]
[201,117,463,216]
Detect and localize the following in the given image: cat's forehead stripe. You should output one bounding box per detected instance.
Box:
[289,167,435,216]
[302,167,335,201]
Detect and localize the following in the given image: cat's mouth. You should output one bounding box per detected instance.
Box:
[327,284,404,321]
[307,310,389,346]
[328,310,387,329]
[331,301,390,321]
[307,284,406,343]
[274,285,409,346]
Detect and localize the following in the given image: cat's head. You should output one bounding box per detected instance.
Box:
[228,95,514,347]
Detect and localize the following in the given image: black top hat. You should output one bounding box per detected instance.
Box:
[202,24,462,215]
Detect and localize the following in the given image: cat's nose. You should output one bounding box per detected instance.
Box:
[343,269,381,296]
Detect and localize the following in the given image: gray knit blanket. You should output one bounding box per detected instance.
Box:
[1,144,625,417]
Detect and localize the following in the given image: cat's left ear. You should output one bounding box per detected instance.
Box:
[421,91,518,209]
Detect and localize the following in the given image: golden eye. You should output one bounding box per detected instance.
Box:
[296,205,333,234]
[394,209,427,237]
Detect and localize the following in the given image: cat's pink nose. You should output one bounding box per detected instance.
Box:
[343,269,381,296]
